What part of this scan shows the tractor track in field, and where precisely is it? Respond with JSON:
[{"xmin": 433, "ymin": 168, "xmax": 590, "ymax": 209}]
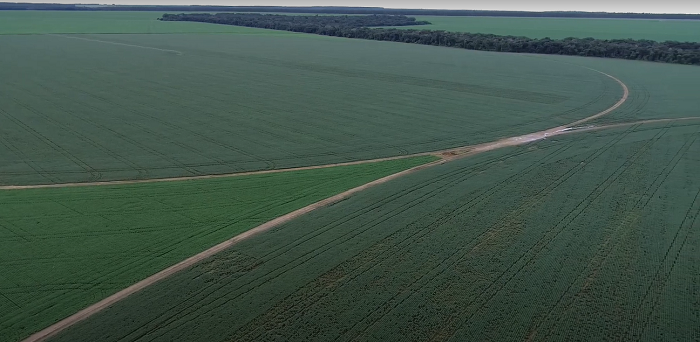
[
  {"xmin": 49, "ymin": 34, "xmax": 184, "ymax": 55},
  {"xmin": 15, "ymin": 69, "xmax": 698, "ymax": 342}
]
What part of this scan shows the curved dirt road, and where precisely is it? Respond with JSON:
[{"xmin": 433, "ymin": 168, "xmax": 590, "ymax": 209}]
[
  {"xmin": 1, "ymin": 71, "xmax": 627, "ymax": 191},
  {"xmin": 19, "ymin": 67, "xmax": 632, "ymax": 342}
]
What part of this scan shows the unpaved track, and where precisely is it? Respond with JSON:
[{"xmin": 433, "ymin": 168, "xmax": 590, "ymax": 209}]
[
  {"xmin": 0, "ymin": 154, "xmax": 432, "ymax": 190},
  {"xmin": 1, "ymin": 72, "xmax": 627, "ymax": 191},
  {"xmin": 19, "ymin": 159, "xmax": 446, "ymax": 342},
  {"xmin": 567, "ymin": 117, "xmax": 700, "ymax": 134},
  {"xmin": 17, "ymin": 68, "xmax": 652, "ymax": 342},
  {"xmin": 50, "ymin": 34, "xmax": 184, "ymax": 55}
]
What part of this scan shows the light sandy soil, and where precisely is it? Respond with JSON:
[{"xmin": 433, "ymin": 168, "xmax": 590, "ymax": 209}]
[{"xmin": 22, "ymin": 68, "xmax": 700, "ymax": 342}]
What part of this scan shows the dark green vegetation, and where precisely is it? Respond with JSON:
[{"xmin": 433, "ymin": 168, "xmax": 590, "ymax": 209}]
[
  {"xmin": 4, "ymin": 3, "xmax": 700, "ymax": 20},
  {"xmin": 574, "ymin": 57, "xmax": 700, "ymax": 125},
  {"xmin": 50, "ymin": 121, "xmax": 700, "ymax": 342},
  {"xmin": 44, "ymin": 53, "xmax": 700, "ymax": 342},
  {"xmin": 164, "ymin": 13, "xmax": 700, "ymax": 66},
  {"xmin": 3, "ymin": 9, "xmax": 700, "ymax": 342},
  {"xmin": 4, "ymin": 10, "xmax": 699, "ymax": 42},
  {"xmin": 408, "ymin": 16, "xmax": 700, "ymax": 42},
  {"xmin": 0, "ymin": 156, "xmax": 435, "ymax": 342},
  {"xmin": 160, "ymin": 13, "xmax": 430, "ymax": 29},
  {"xmin": 0, "ymin": 33, "xmax": 619, "ymax": 186},
  {"xmin": 38, "ymin": 49, "xmax": 700, "ymax": 342}
]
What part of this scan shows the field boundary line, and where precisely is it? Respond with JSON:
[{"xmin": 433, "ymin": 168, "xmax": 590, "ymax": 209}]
[
  {"xmin": 29, "ymin": 66, "xmax": 700, "ymax": 342},
  {"xmin": 0, "ymin": 68, "xmax": 629, "ymax": 191},
  {"xmin": 564, "ymin": 116, "xmax": 700, "ymax": 134},
  {"xmin": 18, "ymin": 158, "xmax": 445, "ymax": 342},
  {"xmin": 0, "ymin": 155, "xmax": 429, "ymax": 190},
  {"xmin": 48, "ymin": 34, "xmax": 184, "ymax": 55}
]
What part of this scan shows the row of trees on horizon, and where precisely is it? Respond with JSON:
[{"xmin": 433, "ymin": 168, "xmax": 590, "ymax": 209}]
[
  {"xmin": 2, "ymin": 3, "xmax": 700, "ymax": 20},
  {"xmin": 160, "ymin": 13, "xmax": 430, "ymax": 29},
  {"xmin": 161, "ymin": 13, "xmax": 700, "ymax": 66}
]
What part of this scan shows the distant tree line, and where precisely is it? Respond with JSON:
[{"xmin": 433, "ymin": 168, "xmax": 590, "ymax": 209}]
[
  {"xmin": 3, "ymin": 3, "xmax": 700, "ymax": 20},
  {"xmin": 161, "ymin": 13, "xmax": 700, "ymax": 66},
  {"xmin": 0, "ymin": 2, "xmax": 78, "ymax": 10},
  {"xmin": 159, "ymin": 13, "xmax": 430, "ymax": 30}
]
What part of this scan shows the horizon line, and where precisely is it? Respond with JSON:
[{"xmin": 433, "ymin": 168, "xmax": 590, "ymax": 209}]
[{"xmin": 2, "ymin": 2, "xmax": 699, "ymax": 15}]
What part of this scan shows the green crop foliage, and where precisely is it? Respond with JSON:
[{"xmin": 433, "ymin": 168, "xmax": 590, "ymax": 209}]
[
  {"xmin": 50, "ymin": 120, "xmax": 700, "ymax": 342},
  {"xmin": 400, "ymin": 16, "xmax": 700, "ymax": 42},
  {"xmin": 0, "ymin": 33, "xmax": 621, "ymax": 186},
  {"xmin": 554, "ymin": 56, "xmax": 700, "ymax": 125},
  {"xmin": 3, "ymin": 10, "xmax": 700, "ymax": 342},
  {"xmin": 4, "ymin": 11, "xmax": 699, "ymax": 41},
  {"xmin": 0, "ymin": 156, "xmax": 435, "ymax": 342},
  {"xmin": 0, "ymin": 11, "xmax": 299, "ymax": 35}
]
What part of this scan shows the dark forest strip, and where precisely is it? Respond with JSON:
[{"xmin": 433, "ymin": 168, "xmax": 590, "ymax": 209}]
[
  {"xmin": 2, "ymin": 3, "xmax": 700, "ymax": 20},
  {"xmin": 161, "ymin": 13, "xmax": 700, "ymax": 66},
  {"xmin": 160, "ymin": 13, "xmax": 430, "ymax": 29}
]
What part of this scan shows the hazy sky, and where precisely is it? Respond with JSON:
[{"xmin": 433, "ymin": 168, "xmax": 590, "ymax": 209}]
[{"xmin": 18, "ymin": 0, "xmax": 700, "ymax": 14}]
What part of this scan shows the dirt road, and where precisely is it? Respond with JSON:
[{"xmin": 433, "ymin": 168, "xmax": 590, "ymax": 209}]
[
  {"xmin": 0, "ymin": 154, "xmax": 432, "ymax": 190},
  {"xmin": 50, "ymin": 34, "xmax": 184, "ymax": 55},
  {"xmin": 18, "ymin": 159, "xmax": 445, "ymax": 342},
  {"xmin": 1, "ymin": 71, "xmax": 628, "ymax": 191},
  {"xmin": 19, "ymin": 68, "xmax": 677, "ymax": 342}
]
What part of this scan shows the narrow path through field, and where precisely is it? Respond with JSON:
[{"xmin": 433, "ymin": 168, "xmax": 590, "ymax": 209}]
[
  {"xmin": 0, "ymin": 70, "xmax": 628, "ymax": 191},
  {"xmin": 0, "ymin": 155, "xmax": 428, "ymax": 190},
  {"xmin": 18, "ymin": 69, "xmax": 700, "ymax": 342},
  {"xmin": 49, "ymin": 34, "xmax": 184, "ymax": 55}
]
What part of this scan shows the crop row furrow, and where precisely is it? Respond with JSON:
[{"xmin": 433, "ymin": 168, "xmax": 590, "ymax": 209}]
[
  {"xmin": 117, "ymin": 149, "xmax": 536, "ymax": 341},
  {"xmin": 404, "ymin": 125, "xmax": 647, "ymax": 341},
  {"xmin": 534, "ymin": 125, "xmax": 694, "ymax": 340},
  {"xmin": 42, "ymin": 75, "xmax": 268, "ymax": 173},
  {"xmin": 86, "ymin": 170, "xmax": 405, "ymax": 341},
  {"xmin": 0, "ymin": 131, "xmax": 58, "ymax": 184},
  {"xmin": 625, "ymin": 133, "xmax": 700, "ymax": 341},
  {"xmin": 347, "ymin": 147, "xmax": 632, "ymax": 340},
  {"xmin": 437, "ymin": 124, "xmax": 670, "ymax": 340},
  {"xmin": 234, "ymin": 144, "xmax": 576, "ymax": 341},
  {"xmin": 36, "ymin": 81, "xmax": 205, "ymax": 177},
  {"xmin": 0, "ymin": 105, "xmax": 100, "ymax": 182},
  {"xmin": 20, "ymin": 81, "xmax": 153, "ymax": 181}
]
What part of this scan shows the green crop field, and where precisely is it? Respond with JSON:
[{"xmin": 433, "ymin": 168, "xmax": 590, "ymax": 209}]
[
  {"xmin": 4, "ymin": 11, "xmax": 700, "ymax": 41},
  {"xmin": 2, "ymin": 10, "xmax": 700, "ymax": 342},
  {"xmin": 400, "ymin": 16, "xmax": 700, "ymax": 42},
  {"xmin": 523, "ymin": 54, "xmax": 700, "ymax": 127},
  {"xmin": 570, "ymin": 57, "xmax": 700, "ymax": 125},
  {"xmin": 0, "ymin": 33, "xmax": 620, "ymax": 186},
  {"xmin": 0, "ymin": 156, "xmax": 434, "ymax": 342},
  {"xmin": 0, "ymin": 11, "xmax": 298, "ymax": 34},
  {"xmin": 49, "ymin": 120, "xmax": 700, "ymax": 342}
]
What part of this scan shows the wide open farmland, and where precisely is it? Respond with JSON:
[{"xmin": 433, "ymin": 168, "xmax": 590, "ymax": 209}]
[
  {"xmin": 50, "ymin": 120, "xmax": 700, "ymax": 342},
  {"xmin": 2, "ymin": 10, "xmax": 699, "ymax": 342},
  {"xmin": 402, "ymin": 16, "xmax": 700, "ymax": 42},
  {"xmin": 38, "ymin": 49, "xmax": 700, "ymax": 342},
  {"xmin": 0, "ymin": 33, "xmax": 620, "ymax": 186},
  {"xmin": 0, "ymin": 11, "xmax": 289, "ymax": 34},
  {"xmin": 0, "ymin": 157, "xmax": 434, "ymax": 342}
]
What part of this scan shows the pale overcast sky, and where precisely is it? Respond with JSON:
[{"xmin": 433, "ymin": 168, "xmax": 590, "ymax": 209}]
[{"xmin": 18, "ymin": 0, "xmax": 700, "ymax": 14}]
